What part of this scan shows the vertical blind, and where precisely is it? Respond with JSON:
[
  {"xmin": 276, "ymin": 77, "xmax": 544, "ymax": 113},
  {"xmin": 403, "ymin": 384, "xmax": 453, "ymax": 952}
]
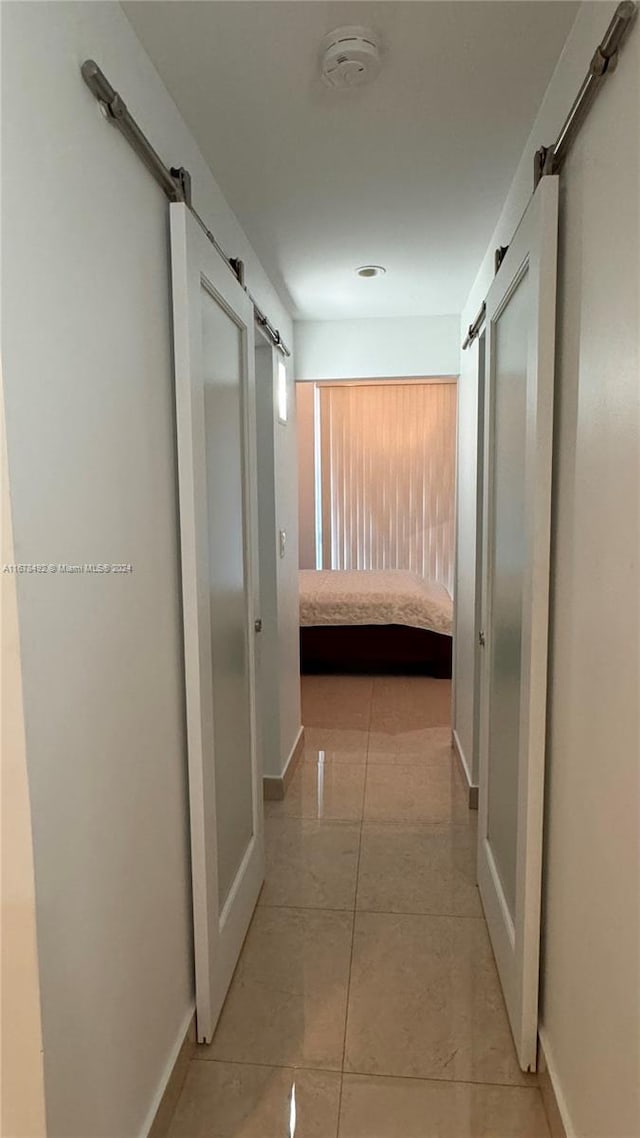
[{"xmin": 319, "ymin": 381, "xmax": 456, "ymax": 593}]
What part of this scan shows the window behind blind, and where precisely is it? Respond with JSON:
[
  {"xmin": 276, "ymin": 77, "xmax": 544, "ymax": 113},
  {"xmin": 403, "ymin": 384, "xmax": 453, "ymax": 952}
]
[{"xmin": 318, "ymin": 381, "xmax": 456, "ymax": 593}]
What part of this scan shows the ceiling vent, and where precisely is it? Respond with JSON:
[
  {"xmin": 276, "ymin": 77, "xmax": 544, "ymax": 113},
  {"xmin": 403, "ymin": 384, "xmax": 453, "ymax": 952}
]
[{"xmin": 321, "ymin": 26, "xmax": 382, "ymax": 90}]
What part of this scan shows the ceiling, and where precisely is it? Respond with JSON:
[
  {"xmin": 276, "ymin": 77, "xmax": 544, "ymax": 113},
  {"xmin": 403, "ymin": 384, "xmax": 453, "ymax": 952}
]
[{"xmin": 123, "ymin": 1, "xmax": 578, "ymax": 321}]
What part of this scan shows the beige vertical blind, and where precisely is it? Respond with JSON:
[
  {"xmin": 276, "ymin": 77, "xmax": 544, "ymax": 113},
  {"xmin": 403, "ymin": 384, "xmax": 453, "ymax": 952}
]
[{"xmin": 319, "ymin": 381, "xmax": 456, "ymax": 592}]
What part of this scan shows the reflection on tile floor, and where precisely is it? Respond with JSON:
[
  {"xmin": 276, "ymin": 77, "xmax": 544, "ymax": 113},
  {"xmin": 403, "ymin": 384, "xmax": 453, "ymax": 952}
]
[
  {"xmin": 170, "ymin": 1063, "xmax": 341, "ymax": 1138},
  {"xmin": 168, "ymin": 676, "xmax": 550, "ymax": 1137},
  {"xmin": 265, "ymin": 760, "xmax": 366, "ymax": 822},
  {"xmin": 207, "ymin": 906, "xmax": 352, "ymax": 1071}
]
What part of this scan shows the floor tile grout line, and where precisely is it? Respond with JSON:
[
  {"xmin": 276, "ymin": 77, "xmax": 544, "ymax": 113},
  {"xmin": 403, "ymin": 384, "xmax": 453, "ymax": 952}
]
[
  {"xmin": 335, "ymin": 1072, "xmax": 344, "ymax": 1138},
  {"xmin": 333, "ymin": 694, "xmax": 373, "ymax": 1134},
  {"xmin": 334, "ymin": 823, "xmax": 359, "ymax": 1115},
  {"xmin": 258, "ymin": 902, "xmax": 484, "ymax": 921},
  {"xmin": 355, "ymin": 815, "xmax": 474, "ymax": 828},
  {"xmin": 337, "ymin": 1067, "xmax": 539, "ymax": 1092},
  {"xmin": 335, "ymin": 693, "xmax": 371, "ymax": 1136},
  {"xmin": 258, "ymin": 903, "xmax": 361, "ymax": 915},
  {"xmin": 354, "ymin": 686, "xmax": 376, "ymax": 908},
  {"xmin": 264, "ymin": 822, "xmax": 364, "ymax": 829},
  {"xmin": 190, "ymin": 1051, "xmax": 337, "ymax": 1069},
  {"xmin": 361, "ymin": 821, "xmax": 477, "ymax": 832},
  {"xmin": 191, "ymin": 1055, "xmax": 342, "ymax": 1075},
  {"xmin": 266, "ymin": 813, "xmax": 475, "ymax": 831},
  {"xmin": 354, "ymin": 908, "xmax": 483, "ymax": 920},
  {"xmin": 189, "ymin": 1054, "xmax": 539, "ymax": 1094},
  {"xmin": 365, "ymin": 759, "xmax": 463, "ymax": 767},
  {"xmin": 266, "ymin": 822, "xmax": 475, "ymax": 831}
]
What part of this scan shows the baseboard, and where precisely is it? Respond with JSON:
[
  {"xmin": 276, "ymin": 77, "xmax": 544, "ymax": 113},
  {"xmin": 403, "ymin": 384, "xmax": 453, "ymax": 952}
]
[
  {"xmin": 538, "ymin": 1028, "xmax": 575, "ymax": 1138},
  {"xmin": 263, "ymin": 725, "xmax": 305, "ymax": 801},
  {"xmin": 282, "ymin": 725, "xmax": 305, "ymax": 792},
  {"xmin": 451, "ymin": 728, "xmax": 478, "ymax": 810},
  {"xmin": 144, "ymin": 1007, "xmax": 195, "ymax": 1138}
]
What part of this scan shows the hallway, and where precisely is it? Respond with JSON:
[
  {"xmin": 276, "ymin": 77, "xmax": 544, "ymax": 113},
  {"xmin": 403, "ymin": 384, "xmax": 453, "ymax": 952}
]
[{"xmin": 167, "ymin": 676, "xmax": 550, "ymax": 1136}]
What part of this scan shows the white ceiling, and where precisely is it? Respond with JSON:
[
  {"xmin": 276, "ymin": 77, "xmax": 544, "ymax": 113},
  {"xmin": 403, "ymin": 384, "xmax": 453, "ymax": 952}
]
[{"xmin": 124, "ymin": 1, "xmax": 578, "ymax": 320}]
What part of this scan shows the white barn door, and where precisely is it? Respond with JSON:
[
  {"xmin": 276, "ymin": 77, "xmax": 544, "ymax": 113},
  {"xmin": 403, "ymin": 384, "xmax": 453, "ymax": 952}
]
[
  {"xmin": 477, "ymin": 176, "xmax": 559, "ymax": 1071},
  {"xmin": 170, "ymin": 203, "xmax": 264, "ymax": 1043}
]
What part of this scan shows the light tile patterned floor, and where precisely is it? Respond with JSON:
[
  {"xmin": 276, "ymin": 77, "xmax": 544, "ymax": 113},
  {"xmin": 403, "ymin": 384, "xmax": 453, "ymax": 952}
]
[{"xmin": 168, "ymin": 675, "xmax": 550, "ymax": 1137}]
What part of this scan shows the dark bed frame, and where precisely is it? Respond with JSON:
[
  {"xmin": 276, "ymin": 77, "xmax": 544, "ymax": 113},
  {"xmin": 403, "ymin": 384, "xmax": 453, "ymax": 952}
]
[{"xmin": 300, "ymin": 624, "xmax": 452, "ymax": 678}]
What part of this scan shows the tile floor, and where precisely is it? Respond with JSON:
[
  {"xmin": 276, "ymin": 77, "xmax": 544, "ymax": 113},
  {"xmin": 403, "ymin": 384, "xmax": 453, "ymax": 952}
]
[{"xmin": 168, "ymin": 675, "xmax": 551, "ymax": 1137}]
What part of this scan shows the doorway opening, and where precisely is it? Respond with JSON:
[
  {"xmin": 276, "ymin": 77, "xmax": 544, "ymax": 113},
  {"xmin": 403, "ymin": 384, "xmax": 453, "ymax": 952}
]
[{"xmin": 296, "ymin": 377, "xmax": 457, "ymax": 678}]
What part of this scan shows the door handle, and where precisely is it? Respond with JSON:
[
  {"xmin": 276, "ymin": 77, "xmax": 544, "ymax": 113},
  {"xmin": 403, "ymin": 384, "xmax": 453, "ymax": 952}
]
[
  {"xmin": 479, "ymin": 630, "xmax": 486, "ymax": 647},
  {"xmin": 254, "ymin": 618, "xmax": 263, "ymax": 634}
]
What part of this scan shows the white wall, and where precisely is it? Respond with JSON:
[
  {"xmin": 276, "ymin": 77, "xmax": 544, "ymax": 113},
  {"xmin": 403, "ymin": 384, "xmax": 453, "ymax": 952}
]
[
  {"xmin": 454, "ymin": 4, "xmax": 640, "ymax": 1134},
  {"xmin": 275, "ymin": 354, "xmax": 303, "ymax": 766},
  {"xmin": 295, "ymin": 314, "xmax": 460, "ymax": 380},
  {"xmin": 255, "ymin": 342, "xmax": 302, "ymax": 776},
  {"xmin": 254, "ymin": 339, "xmax": 281, "ymax": 778},
  {"xmin": 295, "ymin": 314, "xmax": 460, "ymax": 569},
  {"xmin": 541, "ymin": 11, "xmax": 639, "ymax": 1135},
  {"xmin": 1, "ymin": 2, "xmax": 297, "ymax": 1135},
  {"xmin": 452, "ymin": 329, "xmax": 481, "ymax": 787},
  {"xmin": 1, "ymin": 378, "xmax": 47, "ymax": 1138},
  {"xmin": 296, "ymin": 383, "xmax": 317, "ymax": 571}
]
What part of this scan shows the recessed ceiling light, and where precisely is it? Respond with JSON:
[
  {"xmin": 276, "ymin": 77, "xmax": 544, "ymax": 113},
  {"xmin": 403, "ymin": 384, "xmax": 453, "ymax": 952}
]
[{"xmin": 356, "ymin": 265, "xmax": 386, "ymax": 278}]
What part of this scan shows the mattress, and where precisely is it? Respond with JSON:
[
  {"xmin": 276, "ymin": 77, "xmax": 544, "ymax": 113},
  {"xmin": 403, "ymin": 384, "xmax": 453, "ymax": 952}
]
[{"xmin": 299, "ymin": 569, "xmax": 453, "ymax": 636}]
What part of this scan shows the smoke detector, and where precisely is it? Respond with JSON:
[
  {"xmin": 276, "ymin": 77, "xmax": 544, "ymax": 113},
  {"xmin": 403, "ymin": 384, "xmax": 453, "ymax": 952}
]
[{"xmin": 321, "ymin": 26, "xmax": 382, "ymax": 90}]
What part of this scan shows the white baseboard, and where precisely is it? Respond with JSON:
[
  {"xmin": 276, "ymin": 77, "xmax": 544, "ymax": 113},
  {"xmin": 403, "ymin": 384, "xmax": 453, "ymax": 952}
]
[
  {"xmin": 141, "ymin": 1004, "xmax": 195, "ymax": 1138},
  {"xmin": 538, "ymin": 1027, "xmax": 576, "ymax": 1138},
  {"xmin": 282, "ymin": 725, "xmax": 305, "ymax": 785},
  {"xmin": 263, "ymin": 725, "xmax": 305, "ymax": 801},
  {"xmin": 451, "ymin": 728, "xmax": 478, "ymax": 810}
]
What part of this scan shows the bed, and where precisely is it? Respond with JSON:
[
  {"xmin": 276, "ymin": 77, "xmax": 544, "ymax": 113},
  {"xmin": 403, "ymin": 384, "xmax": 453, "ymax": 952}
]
[{"xmin": 299, "ymin": 569, "xmax": 453, "ymax": 677}]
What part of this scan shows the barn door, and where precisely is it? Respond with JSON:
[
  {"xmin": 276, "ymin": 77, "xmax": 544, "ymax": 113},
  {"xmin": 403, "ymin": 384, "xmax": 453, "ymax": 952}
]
[
  {"xmin": 170, "ymin": 202, "xmax": 264, "ymax": 1043},
  {"xmin": 477, "ymin": 175, "xmax": 558, "ymax": 1071}
]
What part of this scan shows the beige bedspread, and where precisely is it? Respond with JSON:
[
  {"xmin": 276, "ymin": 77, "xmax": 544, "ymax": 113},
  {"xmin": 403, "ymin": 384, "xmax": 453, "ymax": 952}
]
[{"xmin": 299, "ymin": 570, "xmax": 453, "ymax": 636}]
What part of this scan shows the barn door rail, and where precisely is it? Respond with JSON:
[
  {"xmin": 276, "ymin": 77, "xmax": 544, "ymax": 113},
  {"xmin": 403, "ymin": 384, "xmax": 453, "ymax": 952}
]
[
  {"xmin": 463, "ymin": 0, "xmax": 637, "ymax": 351},
  {"xmin": 534, "ymin": 0, "xmax": 637, "ymax": 185},
  {"xmin": 80, "ymin": 60, "xmax": 291, "ymax": 356}
]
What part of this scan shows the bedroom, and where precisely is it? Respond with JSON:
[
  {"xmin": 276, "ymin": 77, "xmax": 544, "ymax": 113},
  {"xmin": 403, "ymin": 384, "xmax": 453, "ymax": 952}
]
[{"xmin": 296, "ymin": 370, "xmax": 456, "ymax": 677}]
